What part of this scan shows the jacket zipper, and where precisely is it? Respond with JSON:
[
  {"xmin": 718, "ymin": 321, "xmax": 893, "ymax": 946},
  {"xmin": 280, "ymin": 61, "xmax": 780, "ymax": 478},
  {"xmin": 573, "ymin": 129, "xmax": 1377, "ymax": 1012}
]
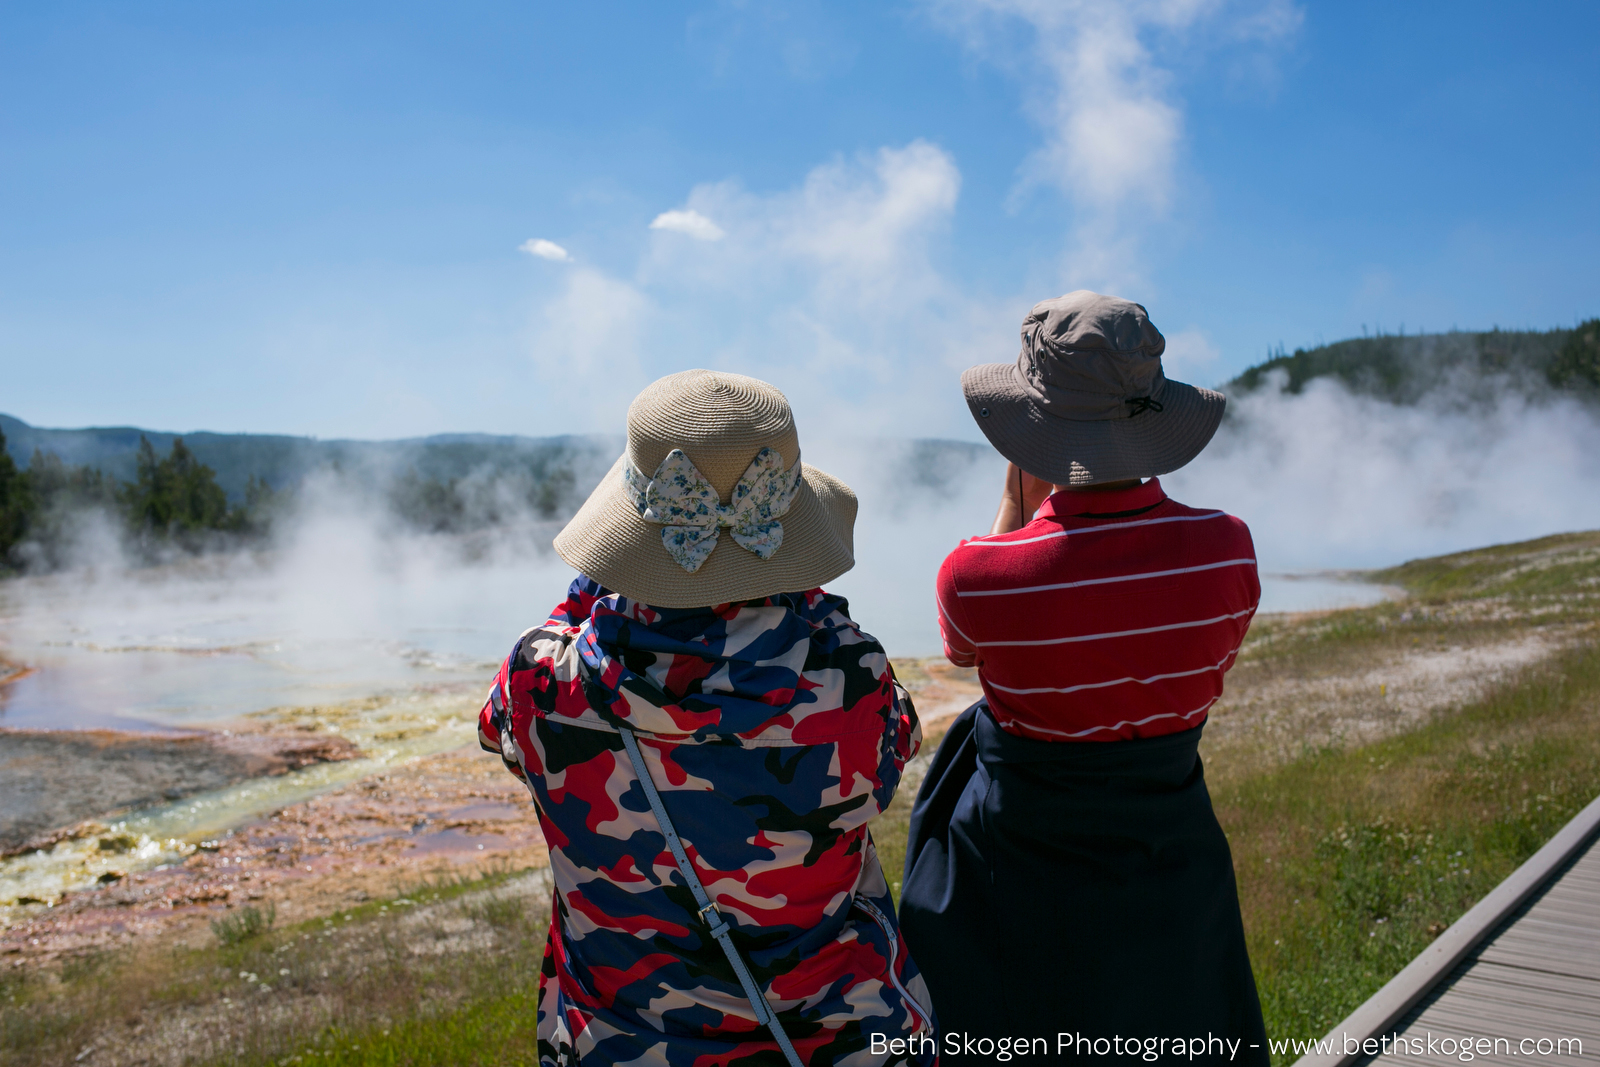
[{"xmin": 852, "ymin": 894, "xmax": 933, "ymax": 1037}]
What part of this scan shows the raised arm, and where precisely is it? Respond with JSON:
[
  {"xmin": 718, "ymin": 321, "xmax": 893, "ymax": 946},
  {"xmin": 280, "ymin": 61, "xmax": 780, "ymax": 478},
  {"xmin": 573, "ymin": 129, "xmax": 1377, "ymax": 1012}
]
[{"xmin": 989, "ymin": 462, "xmax": 1059, "ymax": 536}]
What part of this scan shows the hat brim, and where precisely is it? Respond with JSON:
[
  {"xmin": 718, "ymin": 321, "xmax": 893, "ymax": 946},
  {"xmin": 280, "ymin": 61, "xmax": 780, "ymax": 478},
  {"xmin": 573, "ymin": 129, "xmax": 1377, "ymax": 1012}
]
[
  {"xmin": 962, "ymin": 362, "xmax": 1226, "ymax": 485},
  {"xmin": 553, "ymin": 455, "xmax": 857, "ymax": 608}
]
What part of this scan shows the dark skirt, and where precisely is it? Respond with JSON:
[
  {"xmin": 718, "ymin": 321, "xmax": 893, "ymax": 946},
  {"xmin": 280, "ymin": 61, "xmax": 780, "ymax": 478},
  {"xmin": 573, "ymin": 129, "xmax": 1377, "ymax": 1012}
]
[{"xmin": 899, "ymin": 701, "xmax": 1268, "ymax": 1065}]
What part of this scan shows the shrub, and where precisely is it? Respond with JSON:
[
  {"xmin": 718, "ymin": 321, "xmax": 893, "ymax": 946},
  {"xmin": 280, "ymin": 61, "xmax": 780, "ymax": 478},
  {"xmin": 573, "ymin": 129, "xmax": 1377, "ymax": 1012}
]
[{"xmin": 211, "ymin": 903, "xmax": 276, "ymax": 946}]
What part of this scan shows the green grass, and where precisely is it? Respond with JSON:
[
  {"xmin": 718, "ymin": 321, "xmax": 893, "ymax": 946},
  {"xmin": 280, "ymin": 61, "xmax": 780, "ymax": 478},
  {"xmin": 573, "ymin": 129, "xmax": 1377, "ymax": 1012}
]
[
  {"xmin": 874, "ymin": 772, "xmax": 917, "ymax": 910},
  {"xmin": 1206, "ymin": 534, "xmax": 1600, "ymax": 1059},
  {"xmin": 1370, "ymin": 529, "xmax": 1600, "ymax": 601},
  {"xmin": 268, "ymin": 981, "xmax": 543, "ymax": 1067},
  {"xmin": 870, "ymin": 531, "xmax": 1600, "ymax": 1063},
  {"xmin": 1221, "ymin": 638, "xmax": 1600, "ymax": 1061},
  {"xmin": 1, "ymin": 867, "xmax": 550, "ymax": 1067},
  {"xmin": 212, "ymin": 903, "xmax": 277, "ymax": 946},
  {"xmin": 9, "ymin": 531, "xmax": 1600, "ymax": 1064},
  {"xmin": 873, "ymin": 638, "xmax": 1600, "ymax": 1061}
]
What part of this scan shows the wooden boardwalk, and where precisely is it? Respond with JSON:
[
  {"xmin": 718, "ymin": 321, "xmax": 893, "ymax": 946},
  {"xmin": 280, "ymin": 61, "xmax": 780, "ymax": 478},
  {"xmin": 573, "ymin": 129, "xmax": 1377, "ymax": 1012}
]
[{"xmin": 1297, "ymin": 795, "xmax": 1600, "ymax": 1067}]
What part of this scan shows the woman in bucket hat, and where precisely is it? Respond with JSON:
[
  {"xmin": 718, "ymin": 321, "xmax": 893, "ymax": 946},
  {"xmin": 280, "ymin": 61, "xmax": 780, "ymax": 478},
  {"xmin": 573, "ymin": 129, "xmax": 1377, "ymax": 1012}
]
[
  {"xmin": 900, "ymin": 291, "xmax": 1270, "ymax": 1064},
  {"xmin": 478, "ymin": 370, "xmax": 936, "ymax": 1067}
]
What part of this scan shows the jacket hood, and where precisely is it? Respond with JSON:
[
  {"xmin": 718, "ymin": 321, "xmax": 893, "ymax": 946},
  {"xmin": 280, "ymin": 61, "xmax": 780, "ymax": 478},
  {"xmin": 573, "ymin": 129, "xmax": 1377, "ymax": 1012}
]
[{"xmin": 561, "ymin": 576, "xmax": 889, "ymax": 742}]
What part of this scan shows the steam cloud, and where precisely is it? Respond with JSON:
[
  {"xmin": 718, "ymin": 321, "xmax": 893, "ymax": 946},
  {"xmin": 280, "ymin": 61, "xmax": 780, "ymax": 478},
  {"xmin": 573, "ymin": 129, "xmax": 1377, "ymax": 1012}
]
[
  {"xmin": 1166, "ymin": 374, "xmax": 1600, "ymax": 570},
  {"xmin": 6, "ymin": 371, "xmax": 1599, "ymax": 737}
]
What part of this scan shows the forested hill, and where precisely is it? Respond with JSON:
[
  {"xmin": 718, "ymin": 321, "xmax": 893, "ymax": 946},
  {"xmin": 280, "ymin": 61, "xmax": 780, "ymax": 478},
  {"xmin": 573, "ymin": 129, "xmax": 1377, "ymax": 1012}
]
[
  {"xmin": 0, "ymin": 413, "xmax": 621, "ymax": 500},
  {"xmin": 1226, "ymin": 320, "xmax": 1600, "ymax": 404},
  {"xmin": 0, "ymin": 413, "xmax": 997, "ymax": 573}
]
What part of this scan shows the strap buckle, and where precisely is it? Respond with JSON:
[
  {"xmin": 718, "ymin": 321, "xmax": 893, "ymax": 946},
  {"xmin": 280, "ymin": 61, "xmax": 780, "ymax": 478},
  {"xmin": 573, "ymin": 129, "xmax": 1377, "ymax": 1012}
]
[{"xmin": 698, "ymin": 898, "xmax": 731, "ymax": 937}]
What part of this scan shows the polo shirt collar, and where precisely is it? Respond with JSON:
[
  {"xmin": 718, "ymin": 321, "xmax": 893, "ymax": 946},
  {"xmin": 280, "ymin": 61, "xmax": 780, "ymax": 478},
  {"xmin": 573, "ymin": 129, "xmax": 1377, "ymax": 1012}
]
[{"xmin": 1037, "ymin": 477, "xmax": 1167, "ymax": 520}]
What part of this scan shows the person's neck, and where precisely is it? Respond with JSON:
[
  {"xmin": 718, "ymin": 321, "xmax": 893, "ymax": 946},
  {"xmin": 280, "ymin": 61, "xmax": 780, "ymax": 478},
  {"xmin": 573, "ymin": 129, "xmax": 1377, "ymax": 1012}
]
[{"xmin": 1054, "ymin": 478, "xmax": 1142, "ymax": 493}]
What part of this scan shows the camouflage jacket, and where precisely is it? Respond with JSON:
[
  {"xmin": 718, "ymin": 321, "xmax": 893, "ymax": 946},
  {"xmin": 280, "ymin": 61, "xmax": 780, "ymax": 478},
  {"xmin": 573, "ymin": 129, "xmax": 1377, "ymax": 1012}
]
[{"xmin": 478, "ymin": 577, "xmax": 936, "ymax": 1066}]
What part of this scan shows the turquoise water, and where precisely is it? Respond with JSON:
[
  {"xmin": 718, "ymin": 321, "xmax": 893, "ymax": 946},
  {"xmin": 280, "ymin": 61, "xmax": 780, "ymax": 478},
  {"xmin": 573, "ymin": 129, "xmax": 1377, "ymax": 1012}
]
[
  {"xmin": 0, "ymin": 547, "xmax": 1397, "ymax": 911},
  {"xmin": 0, "ymin": 551, "xmax": 568, "ymax": 911},
  {"xmin": 0, "ymin": 712, "xmax": 476, "ymax": 911},
  {"xmin": 1257, "ymin": 571, "xmax": 1401, "ymax": 614},
  {"xmin": 0, "ymin": 553, "xmax": 573, "ymax": 733}
]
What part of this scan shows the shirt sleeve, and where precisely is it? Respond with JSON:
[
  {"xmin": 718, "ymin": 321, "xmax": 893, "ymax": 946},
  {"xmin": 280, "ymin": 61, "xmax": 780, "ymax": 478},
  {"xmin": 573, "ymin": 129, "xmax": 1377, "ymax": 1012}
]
[
  {"xmin": 866, "ymin": 668, "xmax": 923, "ymax": 813},
  {"xmin": 936, "ymin": 547, "xmax": 978, "ymax": 668},
  {"xmin": 891, "ymin": 678, "xmax": 922, "ymax": 769},
  {"xmin": 477, "ymin": 650, "xmax": 527, "ymax": 783}
]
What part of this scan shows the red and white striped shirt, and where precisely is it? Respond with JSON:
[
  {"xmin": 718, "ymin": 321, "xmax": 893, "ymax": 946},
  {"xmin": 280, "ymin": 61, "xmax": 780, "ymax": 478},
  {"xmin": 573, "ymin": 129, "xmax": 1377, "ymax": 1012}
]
[{"xmin": 936, "ymin": 478, "xmax": 1259, "ymax": 743}]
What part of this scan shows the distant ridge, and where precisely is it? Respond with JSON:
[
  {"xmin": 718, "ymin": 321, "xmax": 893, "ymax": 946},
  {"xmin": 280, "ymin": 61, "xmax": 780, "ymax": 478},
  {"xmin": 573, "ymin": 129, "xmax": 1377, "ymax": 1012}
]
[
  {"xmin": 0, "ymin": 413, "xmax": 997, "ymax": 504},
  {"xmin": 0, "ymin": 413, "xmax": 624, "ymax": 500},
  {"xmin": 1225, "ymin": 322, "xmax": 1599, "ymax": 405}
]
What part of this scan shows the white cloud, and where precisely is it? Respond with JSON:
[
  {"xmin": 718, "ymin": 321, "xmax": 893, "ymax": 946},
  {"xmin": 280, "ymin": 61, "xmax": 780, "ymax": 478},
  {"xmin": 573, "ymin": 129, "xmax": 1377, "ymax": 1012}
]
[
  {"xmin": 521, "ymin": 267, "xmax": 653, "ymax": 429},
  {"xmin": 1161, "ymin": 326, "xmax": 1221, "ymax": 383},
  {"xmin": 516, "ymin": 140, "xmax": 1000, "ymax": 440},
  {"xmin": 518, "ymin": 238, "xmax": 572, "ymax": 262},
  {"xmin": 1019, "ymin": 2, "xmax": 1185, "ymax": 213},
  {"xmin": 926, "ymin": 0, "xmax": 1301, "ymax": 291},
  {"xmin": 645, "ymin": 141, "xmax": 962, "ymax": 306},
  {"xmin": 531, "ymin": 266, "xmax": 648, "ymax": 375},
  {"xmin": 776, "ymin": 141, "xmax": 961, "ymax": 277},
  {"xmin": 648, "ymin": 209, "xmax": 726, "ymax": 241},
  {"xmin": 508, "ymin": 2, "xmax": 1304, "ymax": 442}
]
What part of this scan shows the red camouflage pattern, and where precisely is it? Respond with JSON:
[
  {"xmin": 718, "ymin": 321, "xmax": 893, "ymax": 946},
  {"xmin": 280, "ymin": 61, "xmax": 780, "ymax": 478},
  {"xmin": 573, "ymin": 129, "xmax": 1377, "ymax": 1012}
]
[{"xmin": 479, "ymin": 576, "xmax": 937, "ymax": 1066}]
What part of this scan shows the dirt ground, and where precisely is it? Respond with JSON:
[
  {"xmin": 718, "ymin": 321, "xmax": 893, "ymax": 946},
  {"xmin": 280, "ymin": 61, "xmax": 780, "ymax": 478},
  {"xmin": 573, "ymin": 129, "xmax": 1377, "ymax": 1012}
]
[
  {"xmin": 1, "ymin": 745, "xmax": 548, "ymax": 967},
  {"xmin": 2, "ymin": 660, "xmax": 982, "ymax": 967},
  {"xmin": 0, "ymin": 726, "xmax": 361, "ymax": 855},
  {"xmin": 892, "ymin": 657, "xmax": 982, "ymax": 735},
  {"xmin": 1202, "ymin": 623, "xmax": 1574, "ymax": 780},
  {"xmin": 7, "ymin": 621, "xmax": 1562, "ymax": 969}
]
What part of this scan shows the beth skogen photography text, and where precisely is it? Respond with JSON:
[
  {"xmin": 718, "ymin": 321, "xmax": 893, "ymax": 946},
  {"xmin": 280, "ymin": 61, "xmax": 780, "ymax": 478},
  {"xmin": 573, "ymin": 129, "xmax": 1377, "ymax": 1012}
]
[
  {"xmin": 2, "ymin": 4, "xmax": 1598, "ymax": 1067},
  {"xmin": 882, "ymin": 1031, "xmax": 1588, "ymax": 1062}
]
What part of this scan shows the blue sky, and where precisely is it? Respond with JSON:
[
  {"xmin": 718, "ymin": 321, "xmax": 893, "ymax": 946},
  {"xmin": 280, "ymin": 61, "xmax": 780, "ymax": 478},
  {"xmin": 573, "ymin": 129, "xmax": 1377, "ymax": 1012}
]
[{"xmin": 2, "ymin": 1, "xmax": 1596, "ymax": 441}]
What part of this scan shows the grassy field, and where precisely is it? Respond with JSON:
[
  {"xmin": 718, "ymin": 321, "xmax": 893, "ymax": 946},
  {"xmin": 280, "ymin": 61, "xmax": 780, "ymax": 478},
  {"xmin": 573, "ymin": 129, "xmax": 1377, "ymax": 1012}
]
[
  {"xmin": 5, "ymin": 531, "xmax": 1599, "ymax": 1065},
  {"xmin": 2, "ymin": 867, "xmax": 550, "ymax": 1067},
  {"xmin": 877, "ymin": 531, "xmax": 1600, "ymax": 1063},
  {"xmin": 1227, "ymin": 637, "xmax": 1600, "ymax": 1056},
  {"xmin": 1227, "ymin": 533, "xmax": 1600, "ymax": 1059}
]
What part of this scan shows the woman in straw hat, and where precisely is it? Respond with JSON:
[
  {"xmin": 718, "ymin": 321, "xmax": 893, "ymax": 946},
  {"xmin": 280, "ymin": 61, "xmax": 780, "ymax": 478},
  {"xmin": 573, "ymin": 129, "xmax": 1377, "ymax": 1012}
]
[
  {"xmin": 900, "ymin": 292, "xmax": 1269, "ymax": 1064},
  {"xmin": 478, "ymin": 370, "xmax": 936, "ymax": 1067}
]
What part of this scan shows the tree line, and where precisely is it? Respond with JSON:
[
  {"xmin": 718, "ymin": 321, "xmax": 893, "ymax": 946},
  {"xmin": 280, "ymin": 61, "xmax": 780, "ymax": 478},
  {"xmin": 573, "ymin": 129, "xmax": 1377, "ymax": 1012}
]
[
  {"xmin": 0, "ymin": 429, "xmax": 587, "ymax": 574},
  {"xmin": 1229, "ymin": 319, "xmax": 1600, "ymax": 403},
  {"xmin": 0, "ymin": 432, "xmax": 279, "ymax": 571}
]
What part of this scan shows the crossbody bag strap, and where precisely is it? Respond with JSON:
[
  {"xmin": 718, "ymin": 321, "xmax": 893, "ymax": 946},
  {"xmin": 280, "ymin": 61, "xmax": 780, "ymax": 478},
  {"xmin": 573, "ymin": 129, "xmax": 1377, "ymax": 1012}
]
[{"xmin": 616, "ymin": 726, "xmax": 806, "ymax": 1067}]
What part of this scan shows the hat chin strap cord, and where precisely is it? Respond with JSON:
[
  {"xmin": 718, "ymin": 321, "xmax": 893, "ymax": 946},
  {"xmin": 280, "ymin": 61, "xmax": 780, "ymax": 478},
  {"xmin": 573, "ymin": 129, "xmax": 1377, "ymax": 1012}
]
[{"xmin": 616, "ymin": 727, "xmax": 807, "ymax": 1067}]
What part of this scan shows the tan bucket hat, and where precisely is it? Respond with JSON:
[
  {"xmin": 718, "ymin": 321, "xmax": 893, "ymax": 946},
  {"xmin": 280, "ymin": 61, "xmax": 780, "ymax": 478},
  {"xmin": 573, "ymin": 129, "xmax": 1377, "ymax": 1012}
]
[
  {"xmin": 962, "ymin": 290, "xmax": 1227, "ymax": 485},
  {"xmin": 554, "ymin": 370, "xmax": 857, "ymax": 607}
]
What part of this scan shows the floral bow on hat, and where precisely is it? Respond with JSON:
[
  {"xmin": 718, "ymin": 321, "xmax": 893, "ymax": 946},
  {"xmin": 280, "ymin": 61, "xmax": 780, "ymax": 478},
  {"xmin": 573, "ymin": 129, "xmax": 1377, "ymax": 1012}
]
[{"xmin": 622, "ymin": 447, "xmax": 804, "ymax": 573}]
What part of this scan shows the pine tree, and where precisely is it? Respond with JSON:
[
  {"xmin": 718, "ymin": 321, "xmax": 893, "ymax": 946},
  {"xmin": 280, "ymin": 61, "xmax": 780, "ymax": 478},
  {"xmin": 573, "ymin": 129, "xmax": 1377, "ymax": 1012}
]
[
  {"xmin": 0, "ymin": 430, "xmax": 33, "ymax": 563},
  {"xmin": 1547, "ymin": 319, "xmax": 1600, "ymax": 391},
  {"xmin": 123, "ymin": 436, "xmax": 231, "ymax": 538}
]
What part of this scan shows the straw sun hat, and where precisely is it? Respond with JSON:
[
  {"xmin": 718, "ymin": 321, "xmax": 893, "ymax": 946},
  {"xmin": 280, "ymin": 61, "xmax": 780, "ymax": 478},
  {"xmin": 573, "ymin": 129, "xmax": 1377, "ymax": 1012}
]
[
  {"xmin": 962, "ymin": 290, "xmax": 1227, "ymax": 485},
  {"xmin": 554, "ymin": 370, "xmax": 857, "ymax": 607}
]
